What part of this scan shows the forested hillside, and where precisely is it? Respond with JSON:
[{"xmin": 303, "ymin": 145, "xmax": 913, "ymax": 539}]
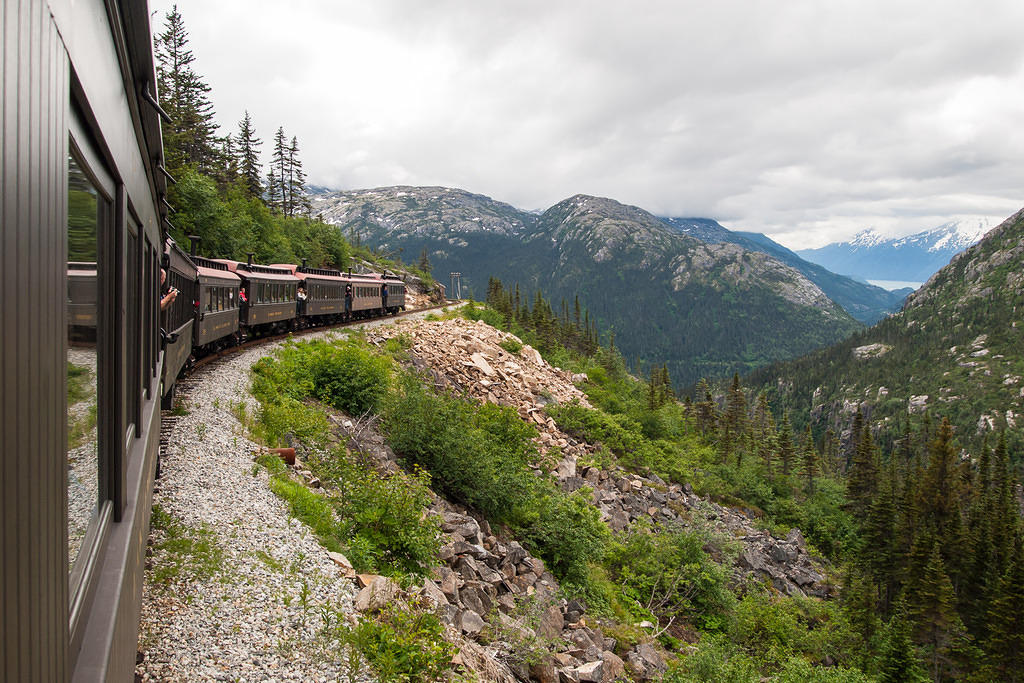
[{"xmin": 747, "ymin": 207, "xmax": 1024, "ymax": 457}]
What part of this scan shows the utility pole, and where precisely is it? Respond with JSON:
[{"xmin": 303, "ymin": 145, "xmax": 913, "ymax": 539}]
[{"xmin": 449, "ymin": 272, "xmax": 462, "ymax": 300}]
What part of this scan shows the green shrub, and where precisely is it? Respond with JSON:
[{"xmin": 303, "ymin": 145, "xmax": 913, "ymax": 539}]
[
  {"xmin": 605, "ymin": 520, "xmax": 735, "ymax": 632},
  {"xmin": 499, "ymin": 337, "xmax": 524, "ymax": 354},
  {"xmin": 340, "ymin": 599, "xmax": 454, "ymax": 682}
]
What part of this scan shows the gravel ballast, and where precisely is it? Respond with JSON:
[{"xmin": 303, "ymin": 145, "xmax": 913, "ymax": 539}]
[{"xmin": 135, "ymin": 312, "xmax": 443, "ymax": 681}]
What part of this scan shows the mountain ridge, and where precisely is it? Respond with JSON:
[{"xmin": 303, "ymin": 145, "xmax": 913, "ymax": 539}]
[{"xmin": 312, "ymin": 186, "xmax": 863, "ymax": 386}]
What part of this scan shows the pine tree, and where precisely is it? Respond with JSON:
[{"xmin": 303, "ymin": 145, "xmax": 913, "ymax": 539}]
[
  {"xmin": 864, "ymin": 458, "xmax": 898, "ymax": 612},
  {"xmin": 984, "ymin": 537, "xmax": 1024, "ymax": 682},
  {"xmin": 287, "ymin": 136, "xmax": 310, "ymax": 216},
  {"xmin": 721, "ymin": 373, "xmax": 747, "ymax": 465},
  {"xmin": 847, "ymin": 423, "xmax": 879, "ymax": 518},
  {"xmin": 778, "ymin": 412, "xmax": 796, "ymax": 477},
  {"xmin": 801, "ymin": 423, "xmax": 819, "ymax": 494},
  {"xmin": 418, "ymin": 248, "xmax": 432, "ymax": 274},
  {"xmin": 236, "ymin": 110, "xmax": 263, "ymax": 198},
  {"xmin": 878, "ymin": 601, "xmax": 929, "ymax": 683},
  {"xmin": 908, "ymin": 543, "xmax": 962, "ymax": 682},
  {"xmin": 269, "ymin": 126, "xmax": 288, "ymax": 214},
  {"xmin": 154, "ymin": 6, "xmax": 219, "ymax": 172}
]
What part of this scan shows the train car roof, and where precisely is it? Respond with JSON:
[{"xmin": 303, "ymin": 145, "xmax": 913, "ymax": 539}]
[
  {"xmin": 211, "ymin": 259, "xmax": 300, "ymax": 282},
  {"xmin": 196, "ymin": 264, "xmax": 241, "ymax": 282}
]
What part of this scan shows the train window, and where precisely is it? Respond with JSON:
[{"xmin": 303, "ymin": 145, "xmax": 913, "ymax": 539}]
[
  {"xmin": 126, "ymin": 223, "xmax": 140, "ymax": 439},
  {"xmin": 66, "ymin": 150, "xmax": 107, "ymax": 590}
]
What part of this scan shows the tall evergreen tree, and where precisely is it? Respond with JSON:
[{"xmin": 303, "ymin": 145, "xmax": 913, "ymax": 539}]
[
  {"xmin": 720, "ymin": 373, "xmax": 747, "ymax": 464},
  {"xmin": 847, "ymin": 422, "xmax": 879, "ymax": 518},
  {"xmin": 908, "ymin": 543, "xmax": 963, "ymax": 682},
  {"xmin": 878, "ymin": 601, "xmax": 929, "ymax": 683},
  {"xmin": 154, "ymin": 6, "xmax": 219, "ymax": 172},
  {"xmin": 269, "ymin": 126, "xmax": 289, "ymax": 213},
  {"xmin": 287, "ymin": 135, "xmax": 310, "ymax": 216},
  {"xmin": 236, "ymin": 110, "xmax": 263, "ymax": 198},
  {"xmin": 778, "ymin": 412, "xmax": 796, "ymax": 477},
  {"xmin": 984, "ymin": 537, "xmax": 1024, "ymax": 682},
  {"xmin": 801, "ymin": 423, "xmax": 819, "ymax": 494}
]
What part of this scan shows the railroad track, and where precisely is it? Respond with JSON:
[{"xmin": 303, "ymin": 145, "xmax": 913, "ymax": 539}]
[{"xmin": 157, "ymin": 300, "xmax": 462, "ymax": 468}]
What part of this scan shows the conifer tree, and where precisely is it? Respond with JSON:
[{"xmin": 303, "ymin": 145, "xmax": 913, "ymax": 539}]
[
  {"xmin": 878, "ymin": 601, "xmax": 929, "ymax": 683},
  {"xmin": 721, "ymin": 373, "xmax": 747, "ymax": 464},
  {"xmin": 155, "ymin": 6, "xmax": 219, "ymax": 172},
  {"xmin": 908, "ymin": 543, "xmax": 962, "ymax": 682},
  {"xmin": 984, "ymin": 537, "xmax": 1024, "ymax": 682},
  {"xmin": 847, "ymin": 423, "xmax": 879, "ymax": 518},
  {"xmin": 864, "ymin": 458, "xmax": 898, "ymax": 611},
  {"xmin": 801, "ymin": 423, "xmax": 819, "ymax": 494},
  {"xmin": 236, "ymin": 110, "xmax": 263, "ymax": 198},
  {"xmin": 693, "ymin": 378, "xmax": 717, "ymax": 437},
  {"xmin": 778, "ymin": 412, "xmax": 796, "ymax": 477},
  {"xmin": 287, "ymin": 136, "xmax": 310, "ymax": 216},
  {"xmin": 269, "ymin": 126, "xmax": 289, "ymax": 213}
]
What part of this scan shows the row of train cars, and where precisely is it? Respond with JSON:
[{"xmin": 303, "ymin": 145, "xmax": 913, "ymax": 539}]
[{"xmin": 69, "ymin": 238, "xmax": 407, "ymax": 407}]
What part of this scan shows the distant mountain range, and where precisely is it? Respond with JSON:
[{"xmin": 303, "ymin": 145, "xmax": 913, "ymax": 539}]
[
  {"xmin": 796, "ymin": 219, "xmax": 994, "ymax": 285},
  {"xmin": 658, "ymin": 219, "xmax": 907, "ymax": 324},
  {"xmin": 312, "ymin": 187, "xmax": 887, "ymax": 385}
]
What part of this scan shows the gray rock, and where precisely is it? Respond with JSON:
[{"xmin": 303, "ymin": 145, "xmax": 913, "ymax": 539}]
[
  {"xmin": 460, "ymin": 609, "xmax": 485, "ymax": 635},
  {"xmin": 576, "ymin": 660, "xmax": 604, "ymax": 682},
  {"xmin": 536, "ymin": 604, "xmax": 565, "ymax": 640}
]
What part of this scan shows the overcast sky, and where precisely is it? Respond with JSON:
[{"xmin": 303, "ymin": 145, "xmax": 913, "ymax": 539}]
[{"xmin": 151, "ymin": 0, "xmax": 1024, "ymax": 248}]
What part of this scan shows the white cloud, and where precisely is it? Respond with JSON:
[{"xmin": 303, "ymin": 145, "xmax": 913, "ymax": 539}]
[{"xmin": 152, "ymin": 0, "xmax": 1024, "ymax": 249}]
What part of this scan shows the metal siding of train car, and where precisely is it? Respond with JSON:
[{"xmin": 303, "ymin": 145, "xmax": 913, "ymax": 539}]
[
  {"xmin": 0, "ymin": 0, "xmax": 167, "ymax": 680},
  {"xmin": 2, "ymin": 0, "xmax": 70, "ymax": 680}
]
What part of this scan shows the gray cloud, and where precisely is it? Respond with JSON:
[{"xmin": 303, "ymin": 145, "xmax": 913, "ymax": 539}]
[{"xmin": 153, "ymin": 0, "xmax": 1024, "ymax": 247}]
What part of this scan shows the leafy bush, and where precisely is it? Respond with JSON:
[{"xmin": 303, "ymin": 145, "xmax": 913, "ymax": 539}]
[
  {"xmin": 382, "ymin": 374, "xmax": 609, "ymax": 592},
  {"xmin": 499, "ymin": 337, "xmax": 524, "ymax": 354},
  {"xmin": 340, "ymin": 599, "xmax": 454, "ymax": 682},
  {"xmin": 327, "ymin": 459, "xmax": 441, "ymax": 577},
  {"xmin": 605, "ymin": 521, "xmax": 735, "ymax": 632},
  {"xmin": 251, "ymin": 337, "xmax": 392, "ymax": 417}
]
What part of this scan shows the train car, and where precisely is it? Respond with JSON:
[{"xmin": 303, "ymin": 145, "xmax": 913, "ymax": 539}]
[
  {"xmin": 347, "ymin": 273, "xmax": 404, "ymax": 317},
  {"xmin": 161, "ymin": 240, "xmax": 199, "ymax": 406},
  {"xmin": 192, "ymin": 256, "xmax": 242, "ymax": 349},
  {"xmin": 214, "ymin": 257, "xmax": 299, "ymax": 333},
  {"xmin": 2, "ymin": 0, "xmax": 171, "ymax": 679},
  {"xmin": 67, "ymin": 262, "xmax": 98, "ymax": 332},
  {"xmin": 270, "ymin": 262, "xmax": 348, "ymax": 323}
]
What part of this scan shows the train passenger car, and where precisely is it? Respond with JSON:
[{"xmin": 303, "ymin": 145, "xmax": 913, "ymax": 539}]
[
  {"xmin": 2, "ymin": 0, "xmax": 171, "ymax": 679},
  {"xmin": 348, "ymin": 274, "xmax": 405, "ymax": 317},
  {"xmin": 270, "ymin": 262, "xmax": 348, "ymax": 322},
  {"xmin": 67, "ymin": 262, "xmax": 98, "ymax": 332},
  {"xmin": 161, "ymin": 240, "xmax": 198, "ymax": 406},
  {"xmin": 192, "ymin": 256, "xmax": 241, "ymax": 349},
  {"xmin": 214, "ymin": 258, "xmax": 299, "ymax": 332}
]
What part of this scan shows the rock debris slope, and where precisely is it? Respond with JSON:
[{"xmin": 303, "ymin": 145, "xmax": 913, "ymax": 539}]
[{"xmin": 370, "ymin": 318, "xmax": 833, "ymax": 599}]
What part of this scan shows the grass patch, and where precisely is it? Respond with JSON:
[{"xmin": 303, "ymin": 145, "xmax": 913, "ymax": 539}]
[{"xmin": 149, "ymin": 504, "xmax": 225, "ymax": 585}]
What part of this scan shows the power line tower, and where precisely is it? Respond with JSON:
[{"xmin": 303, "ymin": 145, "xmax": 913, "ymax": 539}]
[{"xmin": 449, "ymin": 272, "xmax": 462, "ymax": 300}]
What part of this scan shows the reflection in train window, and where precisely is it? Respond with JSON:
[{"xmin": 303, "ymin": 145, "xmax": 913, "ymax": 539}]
[{"xmin": 66, "ymin": 152, "xmax": 103, "ymax": 579}]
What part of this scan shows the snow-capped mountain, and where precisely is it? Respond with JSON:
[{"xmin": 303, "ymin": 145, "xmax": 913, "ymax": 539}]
[{"xmin": 797, "ymin": 218, "xmax": 995, "ymax": 285}]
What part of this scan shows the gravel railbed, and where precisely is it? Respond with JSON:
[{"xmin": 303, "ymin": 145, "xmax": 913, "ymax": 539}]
[{"xmin": 136, "ymin": 310, "xmax": 452, "ymax": 681}]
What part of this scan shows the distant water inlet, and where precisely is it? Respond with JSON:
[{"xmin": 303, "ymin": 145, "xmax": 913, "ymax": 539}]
[{"xmin": 867, "ymin": 279, "xmax": 923, "ymax": 291}]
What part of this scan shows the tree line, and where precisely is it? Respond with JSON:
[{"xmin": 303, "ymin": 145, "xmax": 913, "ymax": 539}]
[{"xmin": 154, "ymin": 5, "xmax": 338, "ymax": 264}]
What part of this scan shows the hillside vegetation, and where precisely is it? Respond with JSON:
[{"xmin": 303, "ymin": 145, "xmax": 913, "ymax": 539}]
[{"xmin": 748, "ymin": 207, "xmax": 1024, "ymax": 458}]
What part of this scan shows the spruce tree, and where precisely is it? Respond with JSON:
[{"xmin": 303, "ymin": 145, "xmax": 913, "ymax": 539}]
[
  {"xmin": 878, "ymin": 601, "xmax": 929, "ymax": 683},
  {"xmin": 909, "ymin": 543, "xmax": 962, "ymax": 682},
  {"xmin": 287, "ymin": 136, "xmax": 310, "ymax": 216},
  {"xmin": 801, "ymin": 423, "xmax": 819, "ymax": 494},
  {"xmin": 984, "ymin": 537, "xmax": 1024, "ymax": 682},
  {"xmin": 154, "ymin": 6, "xmax": 219, "ymax": 172},
  {"xmin": 721, "ymin": 373, "xmax": 747, "ymax": 465},
  {"xmin": 847, "ymin": 423, "xmax": 879, "ymax": 519},
  {"xmin": 270, "ymin": 126, "xmax": 289, "ymax": 214},
  {"xmin": 778, "ymin": 412, "xmax": 796, "ymax": 477},
  {"xmin": 236, "ymin": 110, "xmax": 263, "ymax": 198}
]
